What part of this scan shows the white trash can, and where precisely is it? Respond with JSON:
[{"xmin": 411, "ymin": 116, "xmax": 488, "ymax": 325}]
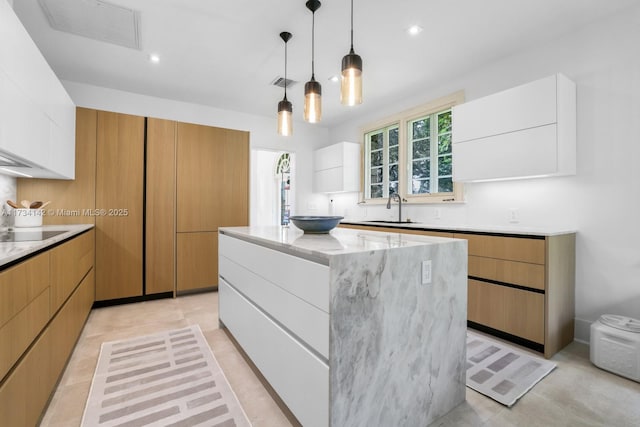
[{"xmin": 590, "ymin": 314, "xmax": 640, "ymax": 382}]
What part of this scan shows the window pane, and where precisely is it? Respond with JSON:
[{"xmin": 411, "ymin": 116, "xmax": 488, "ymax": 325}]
[
  {"xmin": 389, "ymin": 164, "xmax": 398, "ymax": 181},
  {"xmin": 438, "ymin": 155, "xmax": 452, "ymax": 176},
  {"xmin": 370, "ymin": 133, "xmax": 383, "ymax": 150},
  {"xmin": 412, "ymin": 118, "xmax": 430, "ymax": 139},
  {"xmin": 389, "ymin": 127, "xmax": 399, "ymax": 146},
  {"xmin": 412, "ymin": 159, "xmax": 430, "ymax": 179},
  {"xmin": 412, "ymin": 179, "xmax": 430, "ymax": 194},
  {"xmin": 389, "ymin": 146, "xmax": 399, "ymax": 163},
  {"xmin": 370, "ymin": 184, "xmax": 383, "ymax": 198},
  {"xmin": 438, "ymin": 133, "xmax": 451, "ymax": 155},
  {"xmin": 388, "ymin": 181, "xmax": 398, "ymax": 195},
  {"xmin": 438, "ymin": 111, "xmax": 451, "ymax": 133},
  {"xmin": 371, "ymin": 150, "xmax": 383, "ymax": 167},
  {"xmin": 438, "ymin": 177, "xmax": 453, "ymax": 193},
  {"xmin": 370, "ymin": 167, "xmax": 383, "ymax": 184},
  {"xmin": 413, "ymin": 139, "xmax": 430, "ymax": 159}
]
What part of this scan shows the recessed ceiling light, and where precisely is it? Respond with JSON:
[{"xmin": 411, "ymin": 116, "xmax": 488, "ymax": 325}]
[
  {"xmin": 149, "ymin": 53, "xmax": 160, "ymax": 63},
  {"xmin": 407, "ymin": 25, "xmax": 423, "ymax": 36},
  {"xmin": 329, "ymin": 75, "xmax": 339, "ymax": 83}
]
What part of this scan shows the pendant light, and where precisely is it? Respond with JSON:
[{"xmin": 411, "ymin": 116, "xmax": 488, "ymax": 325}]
[
  {"xmin": 277, "ymin": 31, "xmax": 293, "ymax": 136},
  {"xmin": 341, "ymin": 0, "xmax": 362, "ymax": 105},
  {"xmin": 304, "ymin": 0, "xmax": 322, "ymax": 123}
]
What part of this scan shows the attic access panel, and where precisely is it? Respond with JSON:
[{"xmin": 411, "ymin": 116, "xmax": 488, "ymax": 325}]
[{"xmin": 38, "ymin": 0, "xmax": 141, "ymax": 50}]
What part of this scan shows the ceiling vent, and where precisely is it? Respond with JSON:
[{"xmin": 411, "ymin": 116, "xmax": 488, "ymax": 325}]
[
  {"xmin": 38, "ymin": 0, "xmax": 141, "ymax": 50},
  {"xmin": 271, "ymin": 77, "xmax": 297, "ymax": 89}
]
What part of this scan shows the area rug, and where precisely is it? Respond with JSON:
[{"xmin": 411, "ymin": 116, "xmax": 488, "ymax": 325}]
[
  {"xmin": 81, "ymin": 325, "xmax": 251, "ymax": 427},
  {"xmin": 466, "ymin": 330, "xmax": 556, "ymax": 407}
]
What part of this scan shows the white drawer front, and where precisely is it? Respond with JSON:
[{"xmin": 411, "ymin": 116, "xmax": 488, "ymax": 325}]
[
  {"xmin": 219, "ymin": 255, "xmax": 329, "ymax": 358},
  {"xmin": 219, "ymin": 234, "xmax": 329, "ymax": 312},
  {"xmin": 219, "ymin": 280, "xmax": 329, "ymax": 427}
]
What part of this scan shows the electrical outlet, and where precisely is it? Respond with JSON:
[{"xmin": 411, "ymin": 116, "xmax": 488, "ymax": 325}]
[
  {"xmin": 509, "ymin": 208, "xmax": 520, "ymax": 223},
  {"xmin": 308, "ymin": 202, "xmax": 318, "ymax": 211},
  {"xmin": 434, "ymin": 208, "xmax": 441, "ymax": 219},
  {"xmin": 422, "ymin": 260, "xmax": 432, "ymax": 285}
]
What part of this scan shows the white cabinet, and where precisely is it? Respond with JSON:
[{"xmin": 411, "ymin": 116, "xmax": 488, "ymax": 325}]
[
  {"xmin": 313, "ymin": 141, "xmax": 360, "ymax": 193},
  {"xmin": 452, "ymin": 73, "xmax": 576, "ymax": 182},
  {"xmin": 218, "ymin": 233, "xmax": 329, "ymax": 427},
  {"xmin": 0, "ymin": 1, "xmax": 76, "ymax": 179}
]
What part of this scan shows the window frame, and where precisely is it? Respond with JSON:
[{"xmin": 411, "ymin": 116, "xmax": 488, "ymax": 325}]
[{"xmin": 360, "ymin": 91, "xmax": 465, "ymax": 204}]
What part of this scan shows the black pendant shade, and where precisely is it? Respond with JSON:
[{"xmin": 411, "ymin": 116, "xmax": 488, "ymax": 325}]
[
  {"xmin": 304, "ymin": 0, "xmax": 322, "ymax": 123},
  {"xmin": 341, "ymin": 0, "xmax": 362, "ymax": 105}
]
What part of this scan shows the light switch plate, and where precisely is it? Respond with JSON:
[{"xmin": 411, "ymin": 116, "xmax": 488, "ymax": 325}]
[{"xmin": 422, "ymin": 260, "xmax": 432, "ymax": 284}]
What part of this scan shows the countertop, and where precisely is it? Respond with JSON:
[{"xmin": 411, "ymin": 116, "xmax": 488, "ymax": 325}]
[
  {"xmin": 219, "ymin": 225, "xmax": 460, "ymax": 265},
  {"xmin": 340, "ymin": 220, "xmax": 576, "ymax": 237},
  {"xmin": 0, "ymin": 224, "xmax": 94, "ymax": 268}
]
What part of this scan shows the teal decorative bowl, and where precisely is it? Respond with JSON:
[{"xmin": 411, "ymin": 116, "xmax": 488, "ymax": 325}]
[{"xmin": 290, "ymin": 216, "xmax": 343, "ymax": 233}]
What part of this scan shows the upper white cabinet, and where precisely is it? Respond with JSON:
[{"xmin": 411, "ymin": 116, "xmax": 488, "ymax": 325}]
[
  {"xmin": 0, "ymin": 1, "xmax": 76, "ymax": 179},
  {"xmin": 452, "ymin": 73, "xmax": 576, "ymax": 182},
  {"xmin": 313, "ymin": 142, "xmax": 360, "ymax": 193}
]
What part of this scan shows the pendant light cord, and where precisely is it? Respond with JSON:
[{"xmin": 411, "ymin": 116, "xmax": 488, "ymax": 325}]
[
  {"xmin": 284, "ymin": 39, "xmax": 288, "ymax": 98},
  {"xmin": 311, "ymin": 10, "xmax": 316, "ymax": 78},
  {"xmin": 350, "ymin": 0, "xmax": 354, "ymax": 51}
]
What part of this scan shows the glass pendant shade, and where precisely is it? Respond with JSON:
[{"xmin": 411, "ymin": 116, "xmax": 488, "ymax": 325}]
[
  {"xmin": 304, "ymin": 78, "xmax": 322, "ymax": 123},
  {"xmin": 341, "ymin": 49, "xmax": 362, "ymax": 105},
  {"xmin": 277, "ymin": 97, "xmax": 293, "ymax": 136}
]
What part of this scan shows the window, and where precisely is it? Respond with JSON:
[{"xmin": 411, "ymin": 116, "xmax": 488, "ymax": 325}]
[
  {"xmin": 407, "ymin": 109, "xmax": 453, "ymax": 195},
  {"xmin": 361, "ymin": 92, "xmax": 463, "ymax": 203}
]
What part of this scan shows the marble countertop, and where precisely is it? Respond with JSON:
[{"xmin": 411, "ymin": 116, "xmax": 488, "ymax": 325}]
[
  {"xmin": 0, "ymin": 224, "xmax": 94, "ymax": 268},
  {"xmin": 219, "ymin": 225, "xmax": 460, "ymax": 265},
  {"xmin": 340, "ymin": 220, "xmax": 576, "ymax": 237}
]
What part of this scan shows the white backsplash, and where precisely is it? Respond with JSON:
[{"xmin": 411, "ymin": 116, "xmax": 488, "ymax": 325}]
[{"xmin": 0, "ymin": 173, "xmax": 17, "ymax": 228}]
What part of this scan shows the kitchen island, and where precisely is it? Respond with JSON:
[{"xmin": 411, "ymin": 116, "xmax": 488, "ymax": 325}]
[{"xmin": 218, "ymin": 226, "xmax": 467, "ymax": 427}]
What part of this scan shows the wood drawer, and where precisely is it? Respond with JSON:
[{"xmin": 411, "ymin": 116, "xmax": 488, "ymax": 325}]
[
  {"xmin": 220, "ymin": 280, "xmax": 329, "ymax": 427},
  {"xmin": 50, "ymin": 230, "xmax": 94, "ymax": 314},
  {"xmin": 468, "ymin": 255, "xmax": 545, "ymax": 290},
  {"xmin": 219, "ymin": 233, "xmax": 329, "ymax": 312},
  {"xmin": 0, "ymin": 253, "xmax": 50, "ymax": 328},
  {"xmin": 468, "ymin": 279, "xmax": 544, "ymax": 344},
  {"xmin": 454, "ymin": 233, "xmax": 545, "ymax": 264},
  {"xmin": 0, "ymin": 268, "xmax": 94, "ymax": 426},
  {"xmin": 0, "ymin": 289, "xmax": 50, "ymax": 381}
]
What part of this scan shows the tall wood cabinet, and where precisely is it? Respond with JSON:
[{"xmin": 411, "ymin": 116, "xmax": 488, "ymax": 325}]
[
  {"xmin": 176, "ymin": 123, "xmax": 249, "ymax": 291},
  {"xmin": 145, "ymin": 118, "xmax": 177, "ymax": 295},
  {"xmin": 95, "ymin": 111, "xmax": 145, "ymax": 300}
]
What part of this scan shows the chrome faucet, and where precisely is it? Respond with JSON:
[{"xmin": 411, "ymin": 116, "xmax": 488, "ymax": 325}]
[{"xmin": 386, "ymin": 192, "xmax": 402, "ymax": 222}]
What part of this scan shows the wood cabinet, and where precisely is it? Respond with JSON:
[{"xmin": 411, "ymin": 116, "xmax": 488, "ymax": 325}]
[
  {"xmin": 452, "ymin": 73, "xmax": 576, "ymax": 182},
  {"xmin": 455, "ymin": 232, "xmax": 575, "ymax": 357},
  {"xmin": 95, "ymin": 111, "xmax": 145, "ymax": 301},
  {"xmin": 0, "ymin": 253, "xmax": 50, "ymax": 381},
  {"xmin": 146, "ymin": 118, "xmax": 177, "ymax": 295},
  {"xmin": 313, "ymin": 142, "xmax": 360, "ymax": 193},
  {"xmin": 0, "ymin": 231, "xmax": 94, "ymax": 426},
  {"xmin": 338, "ymin": 223, "xmax": 576, "ymax": 357},
  {"xmin": 176, "ymin": 122, "xmax": 249, "ymax": 292}
]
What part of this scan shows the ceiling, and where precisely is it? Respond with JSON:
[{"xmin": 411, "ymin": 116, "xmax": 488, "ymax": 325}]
[{"xmin": 12, "ymin": 0, "xmax": 639, "ymax": 128}]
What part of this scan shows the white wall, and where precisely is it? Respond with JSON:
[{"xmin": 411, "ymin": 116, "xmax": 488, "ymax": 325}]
[
  {"xmin": 328, "ymin": 5, "xmax": 640, "ymax": 342},
  {"xmin": 63, "ymin": 81, "xmax": 329, "ymax": 220}
]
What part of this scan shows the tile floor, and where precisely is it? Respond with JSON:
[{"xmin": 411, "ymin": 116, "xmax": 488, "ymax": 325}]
[{"xmin": 40, "ymin": 292, "xmax": 640, "ymax": 427}]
